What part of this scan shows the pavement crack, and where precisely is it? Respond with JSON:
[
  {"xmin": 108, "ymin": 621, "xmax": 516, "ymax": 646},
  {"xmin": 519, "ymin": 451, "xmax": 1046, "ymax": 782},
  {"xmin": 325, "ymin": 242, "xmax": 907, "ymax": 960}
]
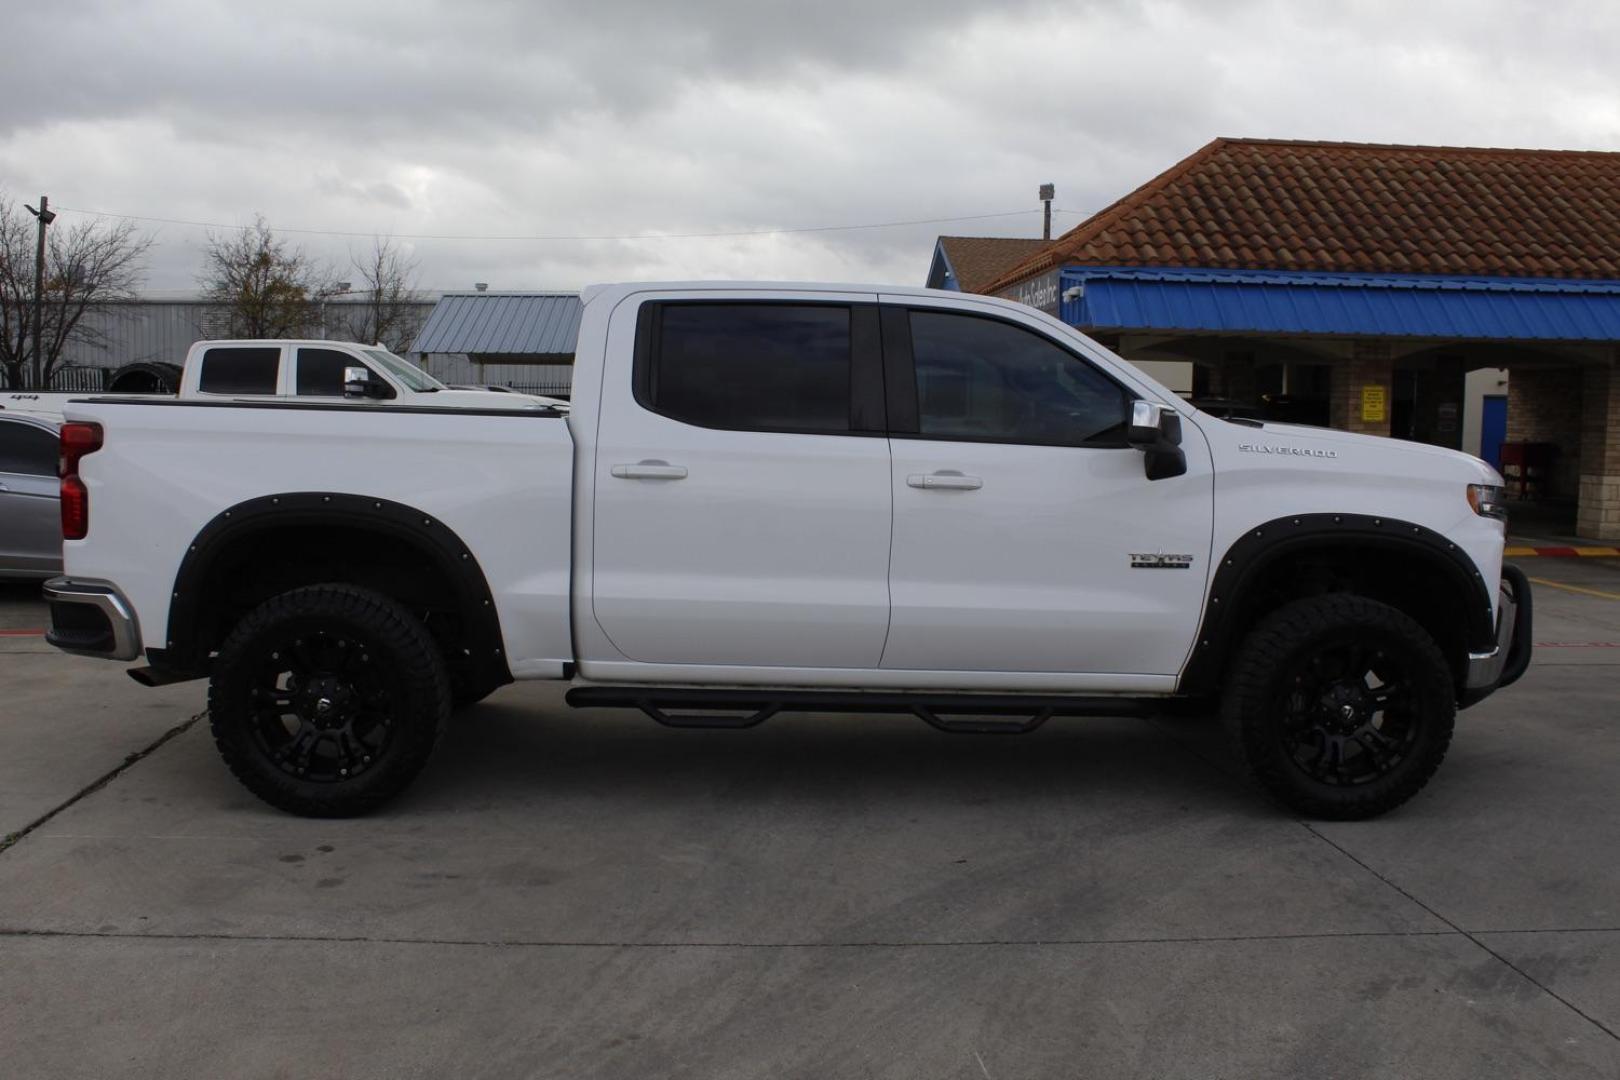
[
  {"xmin": 1302, "ymin": 822, "xmax": 1619, "ymax": 1044},
  {"xmin": 1145, "ymin": 715, "xmax": 1620, "ymax": 1044},
  {"xmin": 0, "ymin": 926, "xmax": 1467, "ymax": 950},
  {"xmin": 0, "ymin": 710, "xmax": 207, "ymax": 858}
]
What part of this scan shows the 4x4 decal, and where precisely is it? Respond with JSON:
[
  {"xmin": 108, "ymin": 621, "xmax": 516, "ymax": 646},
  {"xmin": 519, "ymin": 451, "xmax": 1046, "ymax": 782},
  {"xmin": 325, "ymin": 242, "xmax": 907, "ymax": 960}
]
[{"xmin": 1131, "ymin": 553, "xmax": 1195, "ymax": 569}]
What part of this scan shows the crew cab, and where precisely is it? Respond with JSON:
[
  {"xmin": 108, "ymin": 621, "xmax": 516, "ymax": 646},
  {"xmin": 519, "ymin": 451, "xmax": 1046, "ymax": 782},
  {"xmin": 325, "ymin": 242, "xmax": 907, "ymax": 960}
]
[
  {"xmin": 173, "ymin": 339, "xmax": 564, "ymax": 410},
  {"xmin": 44, "ymin": 282, "xmax": 1531, "ymax": 820},
  {"xmin": 6, "ymin": 342, "xmax": 565, "ymax": 417}
]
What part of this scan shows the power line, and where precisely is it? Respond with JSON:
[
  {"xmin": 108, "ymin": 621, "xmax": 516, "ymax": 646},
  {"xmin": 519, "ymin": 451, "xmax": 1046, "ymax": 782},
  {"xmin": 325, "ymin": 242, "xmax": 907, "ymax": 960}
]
[{"xmin": 54, "ymin": 205, "xmax": 1090, "ymax": 244}]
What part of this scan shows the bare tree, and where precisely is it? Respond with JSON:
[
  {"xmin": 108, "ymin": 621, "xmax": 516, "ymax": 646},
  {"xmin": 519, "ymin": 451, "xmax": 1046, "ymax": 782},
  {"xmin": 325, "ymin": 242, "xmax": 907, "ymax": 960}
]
[
  {"xmin": 200, "ymin": 215, "xmax": 335, "ymax": 339},
  {"xmin": 340, "ymin": 237, "xmax": 426, "ymax": 352},
  {"xmin": 0, "ymin": 193, "xmax": 151, "ymax": 389}
]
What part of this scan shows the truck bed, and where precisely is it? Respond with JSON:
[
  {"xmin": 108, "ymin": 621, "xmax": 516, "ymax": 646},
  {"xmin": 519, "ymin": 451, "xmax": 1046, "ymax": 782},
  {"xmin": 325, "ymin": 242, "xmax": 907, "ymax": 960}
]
[{"xmin": 61, "ymin": 398, "xmax": 577, "ymax": 677}]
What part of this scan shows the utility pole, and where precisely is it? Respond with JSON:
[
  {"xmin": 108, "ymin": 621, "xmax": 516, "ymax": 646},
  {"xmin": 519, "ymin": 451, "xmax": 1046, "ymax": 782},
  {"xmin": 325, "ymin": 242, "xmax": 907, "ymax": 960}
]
[
  {"xmin": 24, "ymin": 195, "xmax": 56, "ymax": 386},
  {"xmin": 1038, "ymin": 183, "xmax": 1055, "ymax": 241},
  {"xmin": 319, "ymin": 282, "xmax": 351, "ymax": 341}
]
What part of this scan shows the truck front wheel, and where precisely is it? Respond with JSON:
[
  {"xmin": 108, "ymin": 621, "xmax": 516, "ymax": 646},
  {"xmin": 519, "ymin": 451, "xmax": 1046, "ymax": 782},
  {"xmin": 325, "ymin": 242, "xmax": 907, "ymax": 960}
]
[
  {"xmin": 1221, "ymin": 595, "xmax": 1456, "ymax": 820},
  {"xmin": 208, "ymin": 585, "xmax": 451, "ymax": 817}
]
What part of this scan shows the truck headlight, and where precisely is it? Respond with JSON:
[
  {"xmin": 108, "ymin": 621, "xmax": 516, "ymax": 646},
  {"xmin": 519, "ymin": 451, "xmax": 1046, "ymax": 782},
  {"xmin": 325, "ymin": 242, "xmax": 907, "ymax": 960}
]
[{"xmin": 1467, "ymin": 483, "xmax": 1507, "ymax": 520}]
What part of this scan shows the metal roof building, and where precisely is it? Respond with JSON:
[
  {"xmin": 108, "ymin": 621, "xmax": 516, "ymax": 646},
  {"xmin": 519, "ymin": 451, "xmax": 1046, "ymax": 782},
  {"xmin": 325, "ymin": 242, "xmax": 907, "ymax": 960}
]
[
  {"xmin": 1058, "ymin": 268, "xmax": 1620, "ymax": 342},
  {"xmin": 412, "ymin": 292, "xmax": 581, "ymax": 361},
  {"xmin": 5, "ymin": 293, "xmax": 441, "ymax": 391},
  {"xmin": 410, "ymin": 291, "xmax": 582, "ymax": 397}
]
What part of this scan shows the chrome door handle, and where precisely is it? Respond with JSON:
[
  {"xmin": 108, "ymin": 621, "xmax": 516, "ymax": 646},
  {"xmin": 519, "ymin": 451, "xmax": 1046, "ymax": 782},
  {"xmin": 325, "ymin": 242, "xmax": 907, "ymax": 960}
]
[
  {"xmin": 906, "ymin": 471, "xmax": 982, "ymax": 491},
  {"xmin": 611, "ymin": 460, "xmax": 688, "ymax": 480}
]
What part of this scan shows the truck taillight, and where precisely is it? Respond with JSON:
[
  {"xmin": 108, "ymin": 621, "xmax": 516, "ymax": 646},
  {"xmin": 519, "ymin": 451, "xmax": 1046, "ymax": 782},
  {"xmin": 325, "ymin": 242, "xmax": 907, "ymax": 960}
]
[{"xmin": 59, "ymin": 422, "xmax": 103, "ymax": 541}]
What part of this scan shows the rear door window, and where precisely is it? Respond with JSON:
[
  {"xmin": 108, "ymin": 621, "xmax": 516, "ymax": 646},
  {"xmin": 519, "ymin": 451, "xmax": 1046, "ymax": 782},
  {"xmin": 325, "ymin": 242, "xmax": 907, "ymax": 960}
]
[
  {"xmin": 197, "ymin": 346, "xmax": 281, "ymax": 395},
  {"xmin": 637, "ymin": 303, "xmax": 854, "ymax": 433},
  {"xmin": 0, "ymin": 418, "xmax": 58, "ymax": 476}
]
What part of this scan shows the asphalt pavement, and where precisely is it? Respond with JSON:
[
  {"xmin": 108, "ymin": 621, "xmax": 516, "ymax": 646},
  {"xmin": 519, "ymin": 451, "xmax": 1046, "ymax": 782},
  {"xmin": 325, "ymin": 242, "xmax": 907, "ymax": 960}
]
[{"xmin": 0, "ymin": 560, "xmax": 1617, "ymax": 1079}]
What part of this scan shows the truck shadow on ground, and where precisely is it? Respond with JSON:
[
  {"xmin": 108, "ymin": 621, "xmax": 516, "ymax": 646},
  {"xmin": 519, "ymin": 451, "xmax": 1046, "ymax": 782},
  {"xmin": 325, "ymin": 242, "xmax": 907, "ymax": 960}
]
[
  {"xmin": 0, "ymin": 581, "xmax": 47, "ymax": 627},
  {"xmin": 408, "ymin": 694, "xmax": 1275, "ymax": 821}
]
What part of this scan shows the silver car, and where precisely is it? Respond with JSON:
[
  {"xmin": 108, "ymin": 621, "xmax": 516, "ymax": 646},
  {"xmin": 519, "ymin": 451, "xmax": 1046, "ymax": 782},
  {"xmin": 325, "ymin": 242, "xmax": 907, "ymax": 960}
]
[{"xmin": 0, "ymin": 411, "xmax": 62, "ymax": 578}]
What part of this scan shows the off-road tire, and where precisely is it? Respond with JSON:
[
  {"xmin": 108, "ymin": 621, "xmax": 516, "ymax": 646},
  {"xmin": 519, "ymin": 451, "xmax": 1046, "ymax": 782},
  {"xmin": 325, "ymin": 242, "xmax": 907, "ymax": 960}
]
[
  {"xmin": 1222, "ymin": 594, "xmax": 1455, "ymax": 820},
  {"xmin": 209, "ymin": 584, "xmax": 451, "ymax": 817}
]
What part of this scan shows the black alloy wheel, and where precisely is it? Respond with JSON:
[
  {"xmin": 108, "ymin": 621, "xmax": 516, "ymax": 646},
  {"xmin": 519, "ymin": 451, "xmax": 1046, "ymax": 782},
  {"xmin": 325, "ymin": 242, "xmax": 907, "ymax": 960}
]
[
  {"xmin": 210, "ymin": 585, "xmax": 451, "ymax": 817},
  {"xmin": 1222, "ymin": 594, "xmax": 1456, "ymax": 820},
  {"xmin": 247, "ymin": 631, "xmax": 394, "ymax": 783},
  {"xmin": 1276, "ymin": 637, "xmax": 1419, "ymax": 788}
]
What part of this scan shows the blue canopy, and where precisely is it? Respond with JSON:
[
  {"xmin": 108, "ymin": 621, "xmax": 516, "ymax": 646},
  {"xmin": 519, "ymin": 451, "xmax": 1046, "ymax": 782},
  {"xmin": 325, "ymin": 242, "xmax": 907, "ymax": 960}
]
[{"xmin": 1060, "ymin": 267, "xmax": 1620, "ymax": 342}]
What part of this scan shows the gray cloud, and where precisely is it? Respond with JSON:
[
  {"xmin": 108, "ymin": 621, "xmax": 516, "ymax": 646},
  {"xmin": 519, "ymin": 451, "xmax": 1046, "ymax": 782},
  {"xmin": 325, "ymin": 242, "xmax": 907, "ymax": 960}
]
[{"xmin": 3, "ymin": 0, "xmax": 1619, "ymax": 294}]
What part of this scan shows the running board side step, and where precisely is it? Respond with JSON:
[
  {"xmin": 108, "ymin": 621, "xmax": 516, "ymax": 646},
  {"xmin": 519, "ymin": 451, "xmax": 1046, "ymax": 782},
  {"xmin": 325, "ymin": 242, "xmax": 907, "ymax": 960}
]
[{"xmin": 564, "ymin": 687, "xmax": 1154, "ymax": 734}]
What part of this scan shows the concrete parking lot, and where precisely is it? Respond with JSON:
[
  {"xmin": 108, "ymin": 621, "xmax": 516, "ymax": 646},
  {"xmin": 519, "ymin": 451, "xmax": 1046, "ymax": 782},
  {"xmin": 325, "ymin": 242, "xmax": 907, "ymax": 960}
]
[{"xmin": 1, "ymin": 561, "xmax": 1617, "ymax": 1079}]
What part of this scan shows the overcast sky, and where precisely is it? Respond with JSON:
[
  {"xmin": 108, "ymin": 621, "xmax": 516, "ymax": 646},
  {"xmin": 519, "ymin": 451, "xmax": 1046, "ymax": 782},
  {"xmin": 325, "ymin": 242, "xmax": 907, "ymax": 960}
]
[{"xmin": 3, "ymin": 0, "xmax": 1618, "ymax": 293}]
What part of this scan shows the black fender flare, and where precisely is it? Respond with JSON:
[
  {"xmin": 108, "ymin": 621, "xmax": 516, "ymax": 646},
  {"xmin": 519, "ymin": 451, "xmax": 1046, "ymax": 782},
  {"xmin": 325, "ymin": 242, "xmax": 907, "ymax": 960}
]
[
  {"xmin": 1178, "ymin": 513, "xmax": 1498, "ymax": 697},
  {"xmin": 150, "ymin": 492, "xmax": 509, "ymax": 691}
]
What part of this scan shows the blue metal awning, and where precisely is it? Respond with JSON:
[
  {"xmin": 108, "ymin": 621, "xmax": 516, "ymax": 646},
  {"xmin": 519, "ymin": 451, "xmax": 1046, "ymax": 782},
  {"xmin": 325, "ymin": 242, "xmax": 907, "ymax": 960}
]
[{"xmin": 1059, "ymin": 267, "xmax": 1620, "ymax": 341}]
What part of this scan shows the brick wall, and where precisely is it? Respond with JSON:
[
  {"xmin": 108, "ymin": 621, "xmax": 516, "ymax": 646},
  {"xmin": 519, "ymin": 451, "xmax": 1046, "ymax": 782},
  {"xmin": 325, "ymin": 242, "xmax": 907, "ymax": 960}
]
[
  {"xmin": 1507, "ymin": 366, "xmax": 1583, "ymax": 499},
  {"xmin": 1577, "ymin": 360, "xmax": 1620, "ymax": 539},
  {"xmin": 1329, "ymin": 340, "xmax": 1393, "ymax": 435}
]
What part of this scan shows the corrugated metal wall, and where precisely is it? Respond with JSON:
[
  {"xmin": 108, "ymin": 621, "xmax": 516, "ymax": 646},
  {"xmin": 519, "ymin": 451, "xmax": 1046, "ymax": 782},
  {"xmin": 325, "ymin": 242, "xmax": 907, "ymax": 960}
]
[
  {"xmin": 28, "ymin": 297, "xmax": 573, "ymax": 395},
  {"xmin": 420, "ymin": 355, "xmax": 574, "ymax": 396},
  {"xmin": 46, "ymin": 298, "xmax": 440, "ymax": 372},
  {"xmin": 56, "ymin": 301, "xmax": 215, "ymax": 369}
]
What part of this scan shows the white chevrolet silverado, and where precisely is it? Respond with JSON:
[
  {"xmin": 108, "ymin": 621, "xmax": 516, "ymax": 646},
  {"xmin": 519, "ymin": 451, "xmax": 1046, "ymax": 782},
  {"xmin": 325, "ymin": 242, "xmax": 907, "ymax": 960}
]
[
  {"xmin": 168, "ymin": 337, "xmax": 565, "ymax": 410},
  {"xmin": 44, "ymin": 282, "xmax": 1531, "ymax": 820},
  {"xmin": 6, "ymin": 339, "xmax": 564, "ymax": 417}
]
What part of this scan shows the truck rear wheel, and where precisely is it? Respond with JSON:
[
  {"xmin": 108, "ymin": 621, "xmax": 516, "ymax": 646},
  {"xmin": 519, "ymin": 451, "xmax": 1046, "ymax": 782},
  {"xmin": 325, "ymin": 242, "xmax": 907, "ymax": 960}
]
[
  {"xmin": 1221, "ymin": 595, "xmax": 1455, "ymax": 820},
  {"xmin": 208, "ymin": 585, "xmax": 451, "ymax": 817}
]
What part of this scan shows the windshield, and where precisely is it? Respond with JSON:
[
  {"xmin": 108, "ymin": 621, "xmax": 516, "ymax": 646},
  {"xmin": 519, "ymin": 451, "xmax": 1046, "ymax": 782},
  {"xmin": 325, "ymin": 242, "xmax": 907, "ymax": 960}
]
[{"xmin": 363, "ymin": 348, "xmax": 446, "ymax": 392}]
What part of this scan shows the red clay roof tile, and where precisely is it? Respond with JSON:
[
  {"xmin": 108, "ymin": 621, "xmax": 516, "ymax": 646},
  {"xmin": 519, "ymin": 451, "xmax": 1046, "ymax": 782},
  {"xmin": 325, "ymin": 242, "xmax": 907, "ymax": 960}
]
[
  {"xmin": 980, "ymin": 138, "xmax": 1620, "ymax": 293},
  {"xmin": 933, "ymin": 236, "xmax": 1052, "ymax": 293}
]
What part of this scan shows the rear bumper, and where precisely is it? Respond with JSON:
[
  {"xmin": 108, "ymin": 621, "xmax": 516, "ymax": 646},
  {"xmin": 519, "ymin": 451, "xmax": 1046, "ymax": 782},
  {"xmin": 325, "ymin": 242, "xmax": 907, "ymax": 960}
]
[
  {"xmin": 43, "ymin": 577, "xmax": 143, "ymax": 661},
  {"xmin": 1463, "ymin": 563, "xmax": 1532, "ymax": 701}
]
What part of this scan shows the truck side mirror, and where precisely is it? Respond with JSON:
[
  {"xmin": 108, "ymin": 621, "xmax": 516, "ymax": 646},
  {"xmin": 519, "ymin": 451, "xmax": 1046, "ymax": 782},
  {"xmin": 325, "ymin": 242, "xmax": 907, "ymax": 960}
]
[
  {"xmin": 343, "ymin": 366, "xmax": 387, "ymax": 399},
  {"xmin": 1127, "ymin": 401, "xmax": 1187, "ymax": 481}
]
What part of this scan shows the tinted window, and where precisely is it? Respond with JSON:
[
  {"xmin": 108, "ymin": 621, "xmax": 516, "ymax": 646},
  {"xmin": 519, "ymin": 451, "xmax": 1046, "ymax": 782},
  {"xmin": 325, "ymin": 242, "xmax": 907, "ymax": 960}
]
[
  {"xmin": 909, "ymin": 311, "xmax": 1128, "ymax": 445},
  {"xmin": 647, "ymin": 304, "xmax": 852, "ymax": 432},
  {"xmin": 198, "ymin": 346, "xmax": 279, "ymax": 395},
  {"xmin": 0, "ymin": 418, "xmax": 58, "ymax": 476},
  {"xmin": 296, "ymin": 348, "xmax": 366, "ymax": 397}
]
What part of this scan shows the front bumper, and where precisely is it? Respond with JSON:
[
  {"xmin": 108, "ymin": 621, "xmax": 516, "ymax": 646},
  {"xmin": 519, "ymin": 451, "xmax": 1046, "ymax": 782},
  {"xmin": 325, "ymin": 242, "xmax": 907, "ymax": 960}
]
[
  {"xmin": 43, "ymin": 577, "xmax": 143, "ymax": 661},
  {"xmin": 1464, "ymin": 563, "xmax": 1532, "ymax": 697}
]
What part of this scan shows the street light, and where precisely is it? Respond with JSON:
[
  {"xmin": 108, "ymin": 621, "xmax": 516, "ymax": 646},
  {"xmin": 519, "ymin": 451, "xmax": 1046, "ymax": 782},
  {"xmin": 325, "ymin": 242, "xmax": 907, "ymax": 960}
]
[{"xmin": 24, "ymin": 196, "xmax": 56, "ymax": 386}]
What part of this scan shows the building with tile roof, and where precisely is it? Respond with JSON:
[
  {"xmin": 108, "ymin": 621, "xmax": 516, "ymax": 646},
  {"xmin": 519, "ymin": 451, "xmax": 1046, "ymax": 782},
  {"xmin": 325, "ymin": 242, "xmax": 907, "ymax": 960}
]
[
  {"xmin": 950, "ymin": 138, "xmax": 1620, "ymax": 539},
  {"xmin": 983, "ymin": 138, "xmax": 1620, "ymax": 287},
  {"xmin": 925, "ymin": 236, "xmax": 1052, "ymax": 293}
]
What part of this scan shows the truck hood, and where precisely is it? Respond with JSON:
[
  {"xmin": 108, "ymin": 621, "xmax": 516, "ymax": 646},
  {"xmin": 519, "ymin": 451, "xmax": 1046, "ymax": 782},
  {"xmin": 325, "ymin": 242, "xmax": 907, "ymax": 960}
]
[{"xmin": 1201, "ymin": 416, "xmax": 1502, "ymax": 483}]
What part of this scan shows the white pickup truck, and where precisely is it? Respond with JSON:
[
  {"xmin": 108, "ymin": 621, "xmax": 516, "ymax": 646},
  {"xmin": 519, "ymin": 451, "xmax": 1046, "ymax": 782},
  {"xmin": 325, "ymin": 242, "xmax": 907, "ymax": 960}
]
[
  {"xmin": 7, "ymin": 339, "xmax": 562, "ymax": 418},
  {"xmin": 45, "ymin": 282, "xmax": 1531, "ymax": 820}
]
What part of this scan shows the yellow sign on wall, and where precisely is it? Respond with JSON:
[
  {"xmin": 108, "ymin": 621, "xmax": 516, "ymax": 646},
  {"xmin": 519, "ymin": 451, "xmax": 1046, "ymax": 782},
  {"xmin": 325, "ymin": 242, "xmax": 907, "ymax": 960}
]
[{"xmin": 1361, "ymin": 385, "xmax": 1387, "ymax": 423}]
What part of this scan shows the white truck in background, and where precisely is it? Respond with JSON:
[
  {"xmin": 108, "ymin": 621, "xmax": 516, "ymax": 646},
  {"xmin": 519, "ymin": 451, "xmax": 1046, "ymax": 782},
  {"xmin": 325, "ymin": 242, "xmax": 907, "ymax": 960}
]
[
  {"xmin": 169, "ymin": 339, "xmax": 565, "ymax": 410},
  {"xmin": 44, "ymin": 282, "xmax": 1530, "ymax": 821},
  {"xmin": 6, "ymin": 340, "xmax": 565, "ymax": 418}
]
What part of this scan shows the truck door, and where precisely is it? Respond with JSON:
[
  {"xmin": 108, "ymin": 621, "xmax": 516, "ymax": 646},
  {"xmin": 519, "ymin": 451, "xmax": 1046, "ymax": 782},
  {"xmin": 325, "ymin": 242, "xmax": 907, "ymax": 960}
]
[
  {"xmin": 591, "ymin": 295, "xmax": 892, "ymax": 668},
  {"xmin": 877, "ymin": 299, "xmax": 1214, "ymax": 681}
]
